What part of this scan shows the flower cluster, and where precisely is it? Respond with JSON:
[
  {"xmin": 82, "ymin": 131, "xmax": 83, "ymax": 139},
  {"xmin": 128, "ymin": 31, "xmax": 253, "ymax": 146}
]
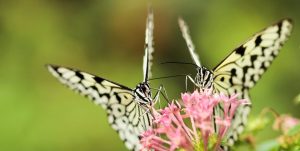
[
  {"xmin": 273, "ymin": 114, "xmax": 300, "ymax": 134},
  {"xmin": 272, "ymin": 114, "xmax": 300, "ymax": 148},
  {"xmin": 140, "ymin": 89, "xmax": 246, "ymax": 151}
]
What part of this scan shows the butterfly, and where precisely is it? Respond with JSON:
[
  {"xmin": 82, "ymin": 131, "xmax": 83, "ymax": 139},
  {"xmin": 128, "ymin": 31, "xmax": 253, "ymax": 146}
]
[
  {"xmin": 178, "ymin": 18, "xmax": 293, "ymax": 148},
  {"xmin": 47, "ymin": 10, "xmax": 157, "ymax": 151}
]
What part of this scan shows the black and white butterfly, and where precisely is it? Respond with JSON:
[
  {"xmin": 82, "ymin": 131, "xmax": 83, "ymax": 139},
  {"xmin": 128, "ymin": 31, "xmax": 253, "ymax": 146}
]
[
  {"xmin": 47, "ymin": 10, "xmax": 157, "ymax": 151},
  {"xmin": 178, "ymin": 18, "xmax": 293, "ymax": 148}
]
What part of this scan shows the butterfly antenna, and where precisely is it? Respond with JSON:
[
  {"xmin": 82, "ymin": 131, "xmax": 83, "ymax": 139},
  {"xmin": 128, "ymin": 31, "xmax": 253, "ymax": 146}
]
[
  {"xmin": 148, "ymin": 74, "xmax": 188, "ymax": 81},
  {"xmin": 160, "ymin": 61, "xmax": 199, "ymax": 67}
]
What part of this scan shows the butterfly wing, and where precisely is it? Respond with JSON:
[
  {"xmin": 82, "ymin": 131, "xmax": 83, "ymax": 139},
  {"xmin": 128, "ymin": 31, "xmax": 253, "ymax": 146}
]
[
  {"xmin": 212, "ymin": 19, "xmax": 293, "ymax": 146},
  {"xmin": 47, "ymin": 64, "xmax": 152, "ymax": 151},
  {"xmin": 178, "ymin": 18, "xmax": 202, "ymax": 67},
  {"xmin": 143, "ymin": 8, "xmax": 154, "ymax": 82}
]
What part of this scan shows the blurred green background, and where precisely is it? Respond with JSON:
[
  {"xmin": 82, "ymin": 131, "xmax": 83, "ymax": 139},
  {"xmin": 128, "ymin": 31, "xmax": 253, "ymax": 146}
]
[{"xmin": 0, "ymin": 0, "xmax": 299, "ymax": 150}]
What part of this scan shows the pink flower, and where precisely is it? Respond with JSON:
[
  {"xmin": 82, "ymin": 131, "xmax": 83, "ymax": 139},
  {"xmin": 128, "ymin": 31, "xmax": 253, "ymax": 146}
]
[
  {"xmin": 273, "ymin": 114, "xmax": 300, "ymax": 134},
  {"xmin": 140, "ymin": 89, "xmax": 245, "ymax": 151},
  {"xmin": 218, "ymin": 93, "xmax": 247, "ymax": 119}
]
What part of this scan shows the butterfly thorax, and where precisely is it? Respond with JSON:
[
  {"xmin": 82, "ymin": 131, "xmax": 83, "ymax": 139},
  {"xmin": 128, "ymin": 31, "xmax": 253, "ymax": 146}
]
[
  {"xmin": 134, "ymin": 82, "xmax": 152, "ymax": 106},
  {"xmin": 195, "ymin": 67, "xmax": 214, "ymax": 90}
]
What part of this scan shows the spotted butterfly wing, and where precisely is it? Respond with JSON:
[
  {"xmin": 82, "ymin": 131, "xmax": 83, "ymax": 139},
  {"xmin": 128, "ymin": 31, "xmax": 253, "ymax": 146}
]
[
  {"xmin": 47, "ymin": 65, "xmax": 152, "ymax": 150},
  {"xmin": 143, "ymin": 8, "xmax": 154, "ymax": 81},
  {"xmin": 46, "ymin": 10, "xmax": 155, "ymax": 151},
  {"xmin": 179, "ymin": 18, "xmax": 293, "ymax": 148},
  {"xmin": 213, "ymin": 19, "xmax": 292, "ymax": 96},
  {"xmin": 213, "ymin": 19, "xmax": 293, "ymax": 147},
  {"xmin": 178, "ymin": 18, "xmax": 202, "ymax": 67}
]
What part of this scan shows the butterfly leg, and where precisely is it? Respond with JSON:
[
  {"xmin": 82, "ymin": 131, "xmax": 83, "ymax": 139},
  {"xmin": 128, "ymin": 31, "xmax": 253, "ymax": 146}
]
[
  {"xmin": 151, "ymin": 85, "xmax": 170, "ymax": 108},
  {"xmin": 157, "ymin": 85, "xmax": 170, "ymax": 103},
  {"xmin": 186, "ymin": 74, "xmax": 197, "ymax": 91},
  {"xmin": 152, "ymin": 86, "xmax": 162, "ymax": 108},
  {"xmin": 153, "ymin": 86, "xmax": 162, "ymax": 100},
  {"xmin": 139, "ymin": 107, "xmax": 150, "ymax": 118}
]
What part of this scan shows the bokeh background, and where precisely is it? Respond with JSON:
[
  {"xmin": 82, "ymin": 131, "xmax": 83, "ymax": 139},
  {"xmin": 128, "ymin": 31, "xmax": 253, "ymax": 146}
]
[{"xmin": 0, "ymin": 0, "xmax": 299, "ymax": 150}]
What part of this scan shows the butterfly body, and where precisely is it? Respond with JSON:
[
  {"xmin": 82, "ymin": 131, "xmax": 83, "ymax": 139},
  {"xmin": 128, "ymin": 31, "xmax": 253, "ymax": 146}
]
[
  {"xmin": 133, "ymin": 82, "xmax": 152, "ymax": 106},
  {"xmin": 193, "ymin": 67, "xmax": 214, "ymax": 89}
]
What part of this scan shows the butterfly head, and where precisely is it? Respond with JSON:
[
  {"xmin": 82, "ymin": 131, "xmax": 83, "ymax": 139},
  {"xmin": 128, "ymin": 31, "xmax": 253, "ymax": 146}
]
[
  {"xmin": 134, "ymin": 82, "xmax": 152, "ymax": 105},
  {"xmin": 195, "ymin": 67, "xmax": 214, "ymax": 89}
]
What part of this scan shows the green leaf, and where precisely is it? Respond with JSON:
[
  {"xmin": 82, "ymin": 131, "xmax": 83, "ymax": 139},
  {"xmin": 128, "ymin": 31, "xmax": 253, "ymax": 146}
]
[
  {"xmin": 287, "ymin": 124, "xmax": 300, "ymax": 136},
  {"xmin": 246, "ymin": 116, "xmax": 270, "ymax": 134},
  {"xmin": 257, "ymin": 139, "xmax": 280, "ymax": 151}
]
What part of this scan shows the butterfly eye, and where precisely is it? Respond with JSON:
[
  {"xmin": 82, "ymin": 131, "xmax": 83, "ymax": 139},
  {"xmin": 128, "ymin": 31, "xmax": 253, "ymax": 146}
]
[{"xmin": 139, "ymin": 84, "xmax": 146, "ymax": 93}]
